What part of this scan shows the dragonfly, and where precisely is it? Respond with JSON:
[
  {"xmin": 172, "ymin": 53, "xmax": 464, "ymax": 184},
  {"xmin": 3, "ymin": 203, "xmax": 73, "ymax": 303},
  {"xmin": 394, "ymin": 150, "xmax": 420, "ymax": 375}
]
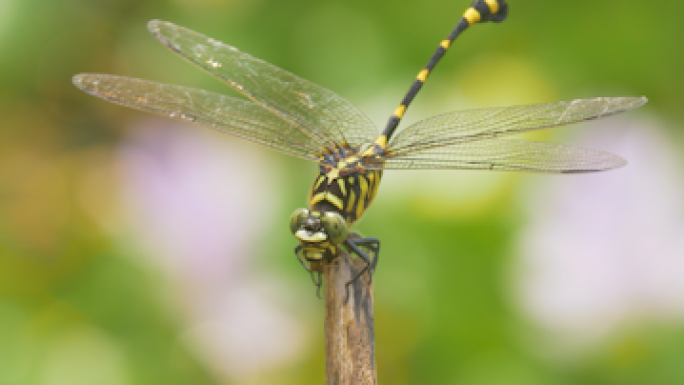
[{"xmin": 73, "ymin": 0, "xmax": 647, "ymax": 296}]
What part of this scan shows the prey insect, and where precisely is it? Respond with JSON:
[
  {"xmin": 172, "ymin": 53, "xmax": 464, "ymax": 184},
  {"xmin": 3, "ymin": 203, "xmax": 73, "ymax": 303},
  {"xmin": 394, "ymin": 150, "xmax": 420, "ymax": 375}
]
[{"xmin": 73, "ymin": 0, "xmax": 646, "ymax": 299}]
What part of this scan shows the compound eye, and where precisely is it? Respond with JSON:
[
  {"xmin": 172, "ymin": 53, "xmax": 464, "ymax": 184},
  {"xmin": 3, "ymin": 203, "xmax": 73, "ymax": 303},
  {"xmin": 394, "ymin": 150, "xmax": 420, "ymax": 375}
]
[
  {"xmin": 321, "ymin": 211, "xmax": 348, "ymax": 245},
  {"xmin": 289, "ymin": 208, "xmax": 309, "ymax": 234}
]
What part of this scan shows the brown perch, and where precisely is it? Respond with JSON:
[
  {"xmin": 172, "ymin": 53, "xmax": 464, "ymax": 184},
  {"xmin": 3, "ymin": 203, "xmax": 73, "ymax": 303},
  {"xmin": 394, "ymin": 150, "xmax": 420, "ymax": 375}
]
[{"xmin": 324, "ymin": 250, "xmax": 377, "ymax": 385}]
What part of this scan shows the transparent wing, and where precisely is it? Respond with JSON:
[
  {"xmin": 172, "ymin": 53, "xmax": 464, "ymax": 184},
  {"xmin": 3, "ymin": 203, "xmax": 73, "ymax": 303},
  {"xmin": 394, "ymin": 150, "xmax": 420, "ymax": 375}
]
[
  {"xmin": 73, "ymin": 74, "xmax": 324, "ymax": 160},
  {"xmin": 387, "ymin": 97, "xmax": 647, "ymax": 156},
  {"xmin": 148, "ymin": 20, "xmax": 378, "ymax": 150},
  {"xmin": 369, "ymin": 139, "xmax": 626, "ymax": 173}
]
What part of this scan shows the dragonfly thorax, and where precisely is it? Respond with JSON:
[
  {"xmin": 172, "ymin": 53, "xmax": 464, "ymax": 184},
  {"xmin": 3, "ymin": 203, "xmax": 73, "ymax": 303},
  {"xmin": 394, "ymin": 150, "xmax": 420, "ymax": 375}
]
[{"xmin": 310, "ymin": 152, "xmax": 383, "ymax": 226}]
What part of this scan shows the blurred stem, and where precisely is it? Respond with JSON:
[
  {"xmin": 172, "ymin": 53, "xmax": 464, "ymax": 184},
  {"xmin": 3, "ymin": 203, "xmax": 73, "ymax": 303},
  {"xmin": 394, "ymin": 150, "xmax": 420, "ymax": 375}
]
[{"xmin": 323, "ymin": 250, "xmax": 376, "ymax": 385}]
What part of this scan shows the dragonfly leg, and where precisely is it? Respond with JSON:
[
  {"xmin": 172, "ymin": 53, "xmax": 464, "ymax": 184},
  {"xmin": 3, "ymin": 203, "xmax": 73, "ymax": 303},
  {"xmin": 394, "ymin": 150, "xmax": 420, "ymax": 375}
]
[
  {"xmin": 294, "ymin": 245, "xmax": 309, "ymax": 272},
  {"xmin": 343, "ymin": 236, "xmax": 380, "ymax": 303},
  {"xmin": 350, "ymin": 236, "xmax": 380, "ymax": 271},
  {"xmin": 295, "ymin": 245, "xmax": 325, "ymax": 298},
  {"xmin": 314, "ymin": 272, "xmax": 323, "ymax": 299}
]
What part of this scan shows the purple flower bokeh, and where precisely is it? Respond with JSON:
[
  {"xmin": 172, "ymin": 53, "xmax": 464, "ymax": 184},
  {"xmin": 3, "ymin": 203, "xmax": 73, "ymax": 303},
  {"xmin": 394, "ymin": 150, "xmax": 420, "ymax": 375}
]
[
  {"xmin": 117, "ymin": 118, "xmax": 308, "ymax": 382},
  {"xmin": 516, "ymin": 118, "xmax": 684, "ymax": 345}
]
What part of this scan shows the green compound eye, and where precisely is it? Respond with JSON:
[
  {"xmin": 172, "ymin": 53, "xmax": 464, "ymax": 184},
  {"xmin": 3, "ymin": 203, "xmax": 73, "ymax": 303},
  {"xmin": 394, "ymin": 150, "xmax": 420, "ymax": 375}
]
[
  {"xmin": 321, "ymin": 211, "xmax": 348, "ymax": 245},
  {"xmin": 289, "ymin": 208, "xmax": 309, "ymax": 234}
]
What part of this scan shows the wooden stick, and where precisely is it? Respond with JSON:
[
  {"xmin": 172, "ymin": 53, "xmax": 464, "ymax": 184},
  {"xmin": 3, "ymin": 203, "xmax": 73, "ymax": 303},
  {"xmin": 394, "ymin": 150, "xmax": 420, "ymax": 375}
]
[{"xmin": 323, "ymin": 250, "xmax": 376, "ymax": 385}]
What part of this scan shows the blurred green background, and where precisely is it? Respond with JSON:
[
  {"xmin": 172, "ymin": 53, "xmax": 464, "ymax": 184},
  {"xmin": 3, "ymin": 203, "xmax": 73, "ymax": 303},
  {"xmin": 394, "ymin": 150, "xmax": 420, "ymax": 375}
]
[{"xmin": 1, "ymin": 0, "xmax": 683, "ymax": 384}]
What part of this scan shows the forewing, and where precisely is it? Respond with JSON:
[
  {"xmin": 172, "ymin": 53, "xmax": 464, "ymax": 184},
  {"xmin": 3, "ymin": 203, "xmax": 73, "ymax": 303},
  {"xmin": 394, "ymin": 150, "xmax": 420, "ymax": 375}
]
[
  {"xmin": 371, "ymin": 139, "xmax": 626, "ymax": 173},
  {"xmin": 148, "ymin": 20, "xmax": 378, "ymax": 149},
  {"xmin": 387, "ymin": 97, "xmax": 647, "ymax": 156},
  {"xmin": 73, "ymin": 74, "xmax": 324, "ymax": 160}
]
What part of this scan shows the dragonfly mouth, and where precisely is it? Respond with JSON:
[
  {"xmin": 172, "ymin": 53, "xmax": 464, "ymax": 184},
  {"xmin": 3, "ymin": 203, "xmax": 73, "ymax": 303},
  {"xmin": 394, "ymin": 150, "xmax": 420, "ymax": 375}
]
[
  {"xmin": 303, "ymin": 250, "xmax": 325, "ymax": 262},
  {"xmin": 295, "ymin": 229, "xmax": 327, "ymax": 242}
]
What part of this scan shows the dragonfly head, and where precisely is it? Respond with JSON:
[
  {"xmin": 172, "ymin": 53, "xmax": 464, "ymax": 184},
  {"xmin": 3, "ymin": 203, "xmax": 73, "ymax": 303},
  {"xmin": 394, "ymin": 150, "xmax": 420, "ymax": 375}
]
[{"xmin": 290, "ymin": 208, "xmax": 348, "ymax": 250}]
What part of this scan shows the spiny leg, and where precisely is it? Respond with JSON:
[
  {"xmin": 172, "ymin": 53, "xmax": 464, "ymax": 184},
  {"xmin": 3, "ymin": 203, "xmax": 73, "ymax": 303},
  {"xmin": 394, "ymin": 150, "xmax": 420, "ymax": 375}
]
[
  {"xmin": 351, "ymin": 236, "xmax": 380, "ymax": 271},
  {"xmin": 294, "ymin": 245, "xmax": 321, "ymax": 289},
  {"xmin": 345, "ymin": 233, "xmax": 381, "ymax": 280},
  {"xmin": 343, "ymin": 236, "xmax": 380, "ymax": 303},
  {"xmin": 313, "ymin": 271, "xmax": 323, "ymax": 299}
]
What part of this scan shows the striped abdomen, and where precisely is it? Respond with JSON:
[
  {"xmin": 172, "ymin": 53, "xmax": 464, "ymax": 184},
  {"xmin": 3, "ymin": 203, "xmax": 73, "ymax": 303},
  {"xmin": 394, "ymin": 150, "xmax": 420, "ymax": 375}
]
[{"xmin": 309, "ymin": 169, "xmax": 383, "ymax": 226}]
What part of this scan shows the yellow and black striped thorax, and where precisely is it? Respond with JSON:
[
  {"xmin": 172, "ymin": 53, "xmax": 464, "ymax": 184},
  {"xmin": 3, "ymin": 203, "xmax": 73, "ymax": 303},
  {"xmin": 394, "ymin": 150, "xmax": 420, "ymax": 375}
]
[{"xmin": 309, "ymin": 144, "xmax": 384, "ymax": 226}]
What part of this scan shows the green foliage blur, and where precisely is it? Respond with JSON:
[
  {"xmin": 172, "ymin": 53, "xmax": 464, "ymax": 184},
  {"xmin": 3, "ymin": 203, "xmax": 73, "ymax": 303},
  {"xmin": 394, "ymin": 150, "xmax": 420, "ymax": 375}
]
[{"xmin": 1, "ymin": 0, "xmax": 682, "ymax": 384}]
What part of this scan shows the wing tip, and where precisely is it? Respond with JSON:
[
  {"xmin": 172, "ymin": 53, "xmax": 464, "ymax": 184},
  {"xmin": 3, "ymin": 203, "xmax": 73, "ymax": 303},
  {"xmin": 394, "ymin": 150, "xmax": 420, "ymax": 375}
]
[
  {"xmin": 620, "ymin": 95, "xmax": 648, "ymax": 109},
  {"xmin": 147, "ymin": 19, "xmax": 167, "ymax": 35},
  {"xmin": 569, "ymin": 153, "xmax": 628, "ymax": 173},
  {"xmin": 147, "ymin": 20, "xmax": 181, "ymax": 42},
  {"xmin": 592, "ymin": 95, "xmax": 648, "ymax": 109},
  {"xmin": 578, "ymin": 149, "xmax": 628, "ymax": 173},
  {"xmin": 606, "ymin": 154, "xmax": 628, "ymax": 170},
  {"xmin": 72, "ymin": 73, "xmax": 108, "ymax": 88},
  {"xmin": 72, "ymin": 74, "xmax": 129, "ymax": 99},
  {"xmin": 72, "ymin": 73, "xmax": 102, "ymax": 93},
  {"xmin": 147, "ymin": 20, "xmax": 185, "ymax": 54},
  {"xmin": 72, "ymin": 73, "xmax": 85, "ymax": 88}
]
